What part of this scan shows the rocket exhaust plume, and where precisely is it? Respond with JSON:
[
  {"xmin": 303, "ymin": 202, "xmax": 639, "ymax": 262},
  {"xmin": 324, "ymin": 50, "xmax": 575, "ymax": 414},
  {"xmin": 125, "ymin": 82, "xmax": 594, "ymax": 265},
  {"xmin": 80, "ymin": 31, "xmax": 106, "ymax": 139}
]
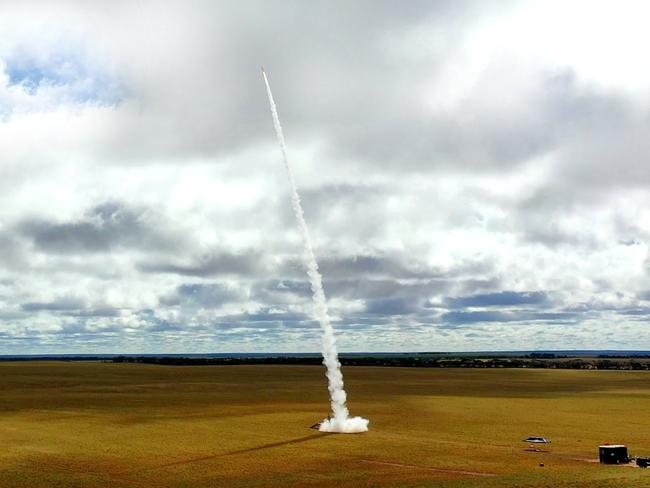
[{"xmin": 262, "ymin": 68, "xmax": 369, "ymax": 434}]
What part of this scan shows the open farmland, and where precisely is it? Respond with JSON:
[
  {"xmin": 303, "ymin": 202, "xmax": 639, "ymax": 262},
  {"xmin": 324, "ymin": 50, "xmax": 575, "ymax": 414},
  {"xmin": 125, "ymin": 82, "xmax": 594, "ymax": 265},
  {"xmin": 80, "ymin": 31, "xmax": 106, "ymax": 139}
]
[{"xmin": 1, "ymin": 362, "xmax": 650, "ymax": 487}]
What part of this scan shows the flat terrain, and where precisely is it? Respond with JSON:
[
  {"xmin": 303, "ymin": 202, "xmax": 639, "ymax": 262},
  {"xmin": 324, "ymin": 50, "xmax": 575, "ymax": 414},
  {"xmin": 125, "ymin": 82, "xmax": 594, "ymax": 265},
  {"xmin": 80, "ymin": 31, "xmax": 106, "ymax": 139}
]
[{"xmin": 1, "ymin": 362, "xmax": 650, "ymax": 487}]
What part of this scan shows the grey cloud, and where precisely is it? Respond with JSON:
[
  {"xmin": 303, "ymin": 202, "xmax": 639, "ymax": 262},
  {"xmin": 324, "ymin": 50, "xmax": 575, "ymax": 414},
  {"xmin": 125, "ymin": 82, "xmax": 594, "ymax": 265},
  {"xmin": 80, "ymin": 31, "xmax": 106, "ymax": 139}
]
[
  {"xmin": 252, "ymin": 275, "xmax": 451, "ymax": 315},
  {"xmin": 501, "ymin": 79, "xmax": 650, "ymax": 245},
  {"xmin": 251, "ymin": 279, "xmax": 312, "ymax": 304},
  {"xmin": 295, "ymin": 183, "xmax": 389, "ymax": 238},
  {"xmin": 19, "ymin": 202, "xmax": 179, "ymax": 254},
  {"xmin": 239, "ymin": 310, "xmax": 311, "ymax": 324},
  {"xmin": 445, "ymin": 291, "xmax": 548, "ymax": 308},
  {"xmin": 441, "ymin": 310, "xmax": 580, "ymax": 326},
  {"xmin": 618, "ymin": 308, "xmax": 650, "ymax": 316},
  {"xmin": 67, "ymin": 308, "xmax": 122, "ymax": 318},
  {"xmin": 214, "ymin": 308, "xmax": 317, "ymax": 330},
  {"xmin": 21, "ymin": 297, "xmax": 86, "ymax": 312},
  {"xmin": 364, "ymin": 297, "xmax": 419, "ymax": 315},
  {"xmin": 322, "ymin": 63, "xmax": 636, "ymax": 177},
  {"xmin": 458, "ymin": 73, "xmax": 647, "ymax": 250},
  {"xmin": 21, "ymin": 298, "xmax": 120, "ymax": 318},
  {"xmin": 0, "ymin": 230, "xmax": 28, "ymax": 269},
  {"xmin": 139, "ymin": 250, "xmax": 261, "ymax": 277},
  {"xmin": 561, "ymin": 118, "xmax": 650, "ymax": 189},
  {"xmin": 3, "ymin": 1, "xmax": 647, "ymax": 183},
  {"xmin": 59, "ymin": 321, "xmax": 123, "ymax": 334},
  {"xmin": 75, "ymin": 0, "xmax": 482, "ymax": 165},
  {"xmin": 614, "ymin": 214, "xmax": 649, "ymax": 245},
  {"xmin": 325, "ymin": 278, "xmax": 448, "ymax": 304},
  {"xmin": 0, "ymin": 308, "xmax": 27, "ymax": 320},
  {"xmin": 161, "ymin": 283, "xmax": 243, "ymax": 308},
  {"xmin": 319, "ymin": 254, "xmax": 438, "ymax": 280},
  {"xmin": 212, "ymin": 321, "xmax": 287, "ymax": 331},
  {"xmin": 618, "ymin": 239, "xmax": 641, "ymax": 247},
  {"xmin": 300, "ymin": 183, "xmax": 385, "ymax": 211},
  {"xmin": 509, "ymin": 187, "xmax": 604, "ymax": 249}
]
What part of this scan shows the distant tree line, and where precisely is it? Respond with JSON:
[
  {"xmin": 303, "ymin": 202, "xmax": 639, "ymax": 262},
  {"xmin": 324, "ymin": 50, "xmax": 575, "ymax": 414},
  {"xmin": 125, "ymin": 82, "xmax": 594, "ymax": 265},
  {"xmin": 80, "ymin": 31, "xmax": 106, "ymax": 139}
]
[
  {"xmin": 112, "ymin": 356, "xmax": 324, "ymax": 366},
  {"xmin": 110, "ymin": 355, "xmax": 650, "ymax": 370},
  {"xmin": 0, "ymin": 356, "xmax": 109, "ymax": 362}
]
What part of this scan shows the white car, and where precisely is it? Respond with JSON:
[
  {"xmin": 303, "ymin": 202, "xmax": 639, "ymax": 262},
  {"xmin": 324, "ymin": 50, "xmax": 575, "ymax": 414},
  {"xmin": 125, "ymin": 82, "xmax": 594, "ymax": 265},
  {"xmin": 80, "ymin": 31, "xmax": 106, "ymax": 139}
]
[{"xmin": 523, "ymin": 436, "xmax": 551, "ymax": 444}]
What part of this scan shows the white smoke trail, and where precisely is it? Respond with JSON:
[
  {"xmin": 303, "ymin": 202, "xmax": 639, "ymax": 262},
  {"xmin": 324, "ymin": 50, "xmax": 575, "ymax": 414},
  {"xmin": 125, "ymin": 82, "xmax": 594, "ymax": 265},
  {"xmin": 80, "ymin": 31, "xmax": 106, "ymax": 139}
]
[{"xmin": 262, "ymin": 68, "xmax": 368, "ymax": 434}]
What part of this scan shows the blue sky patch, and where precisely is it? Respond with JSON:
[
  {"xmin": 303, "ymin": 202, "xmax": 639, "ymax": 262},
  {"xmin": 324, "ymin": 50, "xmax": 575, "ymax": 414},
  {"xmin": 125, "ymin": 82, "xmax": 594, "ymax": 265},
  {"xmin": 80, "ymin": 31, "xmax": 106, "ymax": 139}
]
[{"xmin": 3, "ymin": 49, "xmax": 124, "ymax": 106}]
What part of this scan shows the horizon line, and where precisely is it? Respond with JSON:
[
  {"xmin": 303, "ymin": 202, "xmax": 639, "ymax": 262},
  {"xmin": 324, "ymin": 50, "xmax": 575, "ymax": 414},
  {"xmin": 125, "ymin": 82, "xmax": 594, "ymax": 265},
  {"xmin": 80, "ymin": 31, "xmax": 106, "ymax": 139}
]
[{"xmin": 3, "ymin": 348, "xmax": 650, "ymax": 357}]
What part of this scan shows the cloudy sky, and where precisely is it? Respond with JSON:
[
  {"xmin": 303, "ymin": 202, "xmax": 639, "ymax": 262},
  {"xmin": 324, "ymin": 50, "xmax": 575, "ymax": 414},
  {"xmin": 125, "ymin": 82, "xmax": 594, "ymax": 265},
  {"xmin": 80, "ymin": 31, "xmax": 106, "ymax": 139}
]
[{"xmin": 1, "ymin": 0, "xmax": 649, "ymax": 354}]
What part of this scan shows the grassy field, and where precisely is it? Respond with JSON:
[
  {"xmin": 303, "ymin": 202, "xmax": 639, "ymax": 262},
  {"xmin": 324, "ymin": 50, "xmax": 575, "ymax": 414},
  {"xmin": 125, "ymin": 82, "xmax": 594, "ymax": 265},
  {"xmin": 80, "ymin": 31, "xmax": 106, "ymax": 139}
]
[{"xmin": 1, "ymin": 362, "xmax": 650, "ymax": 487}]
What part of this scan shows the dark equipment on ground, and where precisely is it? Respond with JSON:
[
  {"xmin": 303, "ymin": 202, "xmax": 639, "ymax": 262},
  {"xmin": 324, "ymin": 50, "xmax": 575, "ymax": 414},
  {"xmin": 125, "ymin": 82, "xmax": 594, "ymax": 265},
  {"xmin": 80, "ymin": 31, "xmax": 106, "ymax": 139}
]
[
  {"xmin": 636, "ymin": 457, "xmax": 650, "ymax": 468},
  {"xmin": 310, "ymin": 414, "xmax": 331, "ymax": 430},
  {"xmin": 523, "ymin": 436, "xmax": 551, "ymax": 452},
  {"xmin": 599, "ymin": 445, "xmax": 633, "ymax": 464},
  {"xmin": 523, "ymin": 436, "xmax": 551, "ymax": 444}
]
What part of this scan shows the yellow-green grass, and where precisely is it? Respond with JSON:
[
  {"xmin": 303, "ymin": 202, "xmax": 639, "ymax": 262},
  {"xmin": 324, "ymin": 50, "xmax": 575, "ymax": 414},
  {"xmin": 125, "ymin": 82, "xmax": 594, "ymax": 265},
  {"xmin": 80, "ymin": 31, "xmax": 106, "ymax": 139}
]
[{"xmin": 1, "ymin": 362, "xmax": 650, "ymax": 487}]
